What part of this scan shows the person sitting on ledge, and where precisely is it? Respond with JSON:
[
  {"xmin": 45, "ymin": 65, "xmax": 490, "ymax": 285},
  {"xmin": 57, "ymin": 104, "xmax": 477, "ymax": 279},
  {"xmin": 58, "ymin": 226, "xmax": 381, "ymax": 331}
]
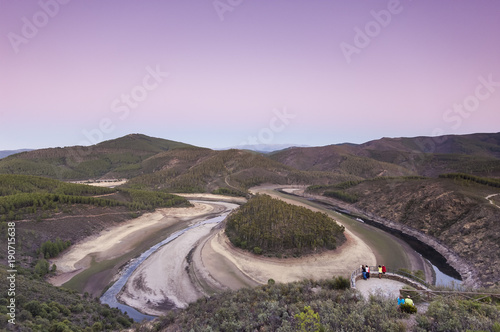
[{"xmin": 405, "ymin": 295, "xmax": 414, "ymax": 306}]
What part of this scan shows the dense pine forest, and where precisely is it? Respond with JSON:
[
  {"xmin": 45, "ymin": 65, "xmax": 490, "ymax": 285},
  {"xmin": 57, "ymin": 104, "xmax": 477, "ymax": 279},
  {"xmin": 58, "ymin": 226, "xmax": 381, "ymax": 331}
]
[{"xmin": 225, "ymin": 194, "xmax": 345, "ymax": 257}]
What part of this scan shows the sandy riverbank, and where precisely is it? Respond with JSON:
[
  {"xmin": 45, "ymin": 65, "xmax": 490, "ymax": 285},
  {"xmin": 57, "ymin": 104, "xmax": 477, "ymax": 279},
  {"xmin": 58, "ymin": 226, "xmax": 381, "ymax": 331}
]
[
  {"xmin": 117, "ymin": 202, "xmax": 239, "ymax": 316},
  {"xmin": 176, "ymin": 193, "xmax": 247, "ymax": 204},
  {"xmin": 69, "ymin": 179, "xmax": 128, "ymax": 188},
  {"xmin": 196, "ymin": 185, "xmax": 376, "ymax": 285},
  {"xmin": 48, "ymin": 202, "xmax": 222, "ymax": 288},
  {"xmin": 205, "ymin": 229, "xmax": 375, "ymax": 284}
]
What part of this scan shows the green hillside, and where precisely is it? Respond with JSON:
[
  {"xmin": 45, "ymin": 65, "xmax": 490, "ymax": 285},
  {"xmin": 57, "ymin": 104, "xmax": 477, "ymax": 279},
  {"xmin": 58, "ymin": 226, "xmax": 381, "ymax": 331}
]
[
  {"xmin": 269, "ymin": 145, "xmax": 417, "ymax": 178},
  {"xmin": 3, "ymin": 132, "xmax": 499, "ymax": 193},
  {"xmin": 225, "ymin": 194, "xmax": 345, "ymax": 256}
]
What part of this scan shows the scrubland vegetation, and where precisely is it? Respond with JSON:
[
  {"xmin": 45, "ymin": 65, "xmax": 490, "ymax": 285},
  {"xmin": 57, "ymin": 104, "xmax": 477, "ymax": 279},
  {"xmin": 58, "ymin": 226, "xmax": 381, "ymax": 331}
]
[
  {"xmin": 0, "ymin": 267, "xmax": 134, "ymax": 331},
  {"xmin": 137, "ymin": 277, "xmax": 500, "ymax": 332}
]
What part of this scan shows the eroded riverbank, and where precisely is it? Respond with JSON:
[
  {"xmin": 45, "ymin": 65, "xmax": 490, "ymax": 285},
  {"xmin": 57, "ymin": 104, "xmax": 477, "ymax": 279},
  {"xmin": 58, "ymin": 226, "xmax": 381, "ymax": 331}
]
[{"xmin": 48, "ymin": 201, "xmax": 228, "ymax": 296}]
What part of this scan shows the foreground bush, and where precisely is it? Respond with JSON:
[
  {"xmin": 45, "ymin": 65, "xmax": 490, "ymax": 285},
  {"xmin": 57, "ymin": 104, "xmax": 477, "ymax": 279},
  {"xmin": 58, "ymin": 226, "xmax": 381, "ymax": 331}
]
[
  {"xmin": 137, "ymin": 277, "xmax": 500, "ymax": 332},
  {"xmin": 400, "ymin": 303, "xmax": 417, "ymax": 314},
  {"xmin": 150, "ymin": 277, "xmax": 406, "ymax": 331}
]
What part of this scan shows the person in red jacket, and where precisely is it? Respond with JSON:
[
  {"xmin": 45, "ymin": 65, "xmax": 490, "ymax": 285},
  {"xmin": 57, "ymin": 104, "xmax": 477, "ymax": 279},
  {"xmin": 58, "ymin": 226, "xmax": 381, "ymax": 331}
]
[{"xmin": 382, "ymin": 265, "xmax": 387, "ymax": 275}]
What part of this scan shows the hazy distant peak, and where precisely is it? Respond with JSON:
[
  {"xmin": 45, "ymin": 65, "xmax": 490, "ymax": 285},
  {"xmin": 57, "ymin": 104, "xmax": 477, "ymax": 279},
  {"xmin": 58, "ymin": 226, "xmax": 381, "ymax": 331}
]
[
  {"xmin": 0, "ymin": 149, "xmax": 33, "ymax": 159},
  {"xmin": 223, "ymin": 143, "xmax": 311, "ymax": 153}
]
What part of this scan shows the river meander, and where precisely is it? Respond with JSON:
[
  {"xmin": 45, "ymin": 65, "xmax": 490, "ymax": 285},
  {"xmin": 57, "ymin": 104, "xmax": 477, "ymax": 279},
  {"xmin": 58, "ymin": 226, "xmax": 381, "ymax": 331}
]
[{"xmin": 99, "ymin": 190, "xmax": 461, "ymax": 321}]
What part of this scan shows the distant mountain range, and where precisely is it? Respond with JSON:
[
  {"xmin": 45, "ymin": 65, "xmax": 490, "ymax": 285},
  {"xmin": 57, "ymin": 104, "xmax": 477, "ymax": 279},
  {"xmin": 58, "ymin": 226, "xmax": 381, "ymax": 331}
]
[
  {"xmin": 223, "ymin": 143, "xmax": 311, "ymax": 153},
  {"xmin": 270, "ymin": 132, "xmax": 500, "ymax": 178},
  {"xmin": 0, "ymin": 149, "xmax": 33, "ymax": 159},
  {"xmin": 0, "ymin": 132, "xmax": 498, "ymax": 192}
]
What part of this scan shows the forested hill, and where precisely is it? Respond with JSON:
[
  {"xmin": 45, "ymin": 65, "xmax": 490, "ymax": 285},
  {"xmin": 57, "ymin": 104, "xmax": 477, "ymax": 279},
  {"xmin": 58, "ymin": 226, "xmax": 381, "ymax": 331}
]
[
  {"xmin": 124, "ymin": 148, "xmax": 358, "ymax": 193},
  {"xmin": 0, "ymin": 174, "xmax": 190, "ymax": 222},
  {"xmin": 225, "ymin": 194, "xmax": 345, "ymax": 257},
  {"xmin": 0, "ymin": 134, "xmax": 199, "ymax": 180}
]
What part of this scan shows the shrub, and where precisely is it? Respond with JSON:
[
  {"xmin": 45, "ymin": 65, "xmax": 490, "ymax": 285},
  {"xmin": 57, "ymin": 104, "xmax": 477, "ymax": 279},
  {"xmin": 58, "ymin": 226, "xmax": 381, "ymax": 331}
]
[
  {"xmin": 295, "ymin": 306, "xmax": 323, "ymax": 332},
  {"xmin": 323, "ymin": 190, "xmax": 359, "ymax": 203},
  {"xmin": 34, "ymin": 259, "xmax": 50, "ymax": 277},
  {"xmin": 253, "ymin": 246, "xmax": 263, "ymax": 255},
  {"xmin": 400, "ymin": 303, "xmax": 417, "ymax": 314},
  {"xmin": 332, "ymin": 276, "xmax": 351, "ymax": 290}
]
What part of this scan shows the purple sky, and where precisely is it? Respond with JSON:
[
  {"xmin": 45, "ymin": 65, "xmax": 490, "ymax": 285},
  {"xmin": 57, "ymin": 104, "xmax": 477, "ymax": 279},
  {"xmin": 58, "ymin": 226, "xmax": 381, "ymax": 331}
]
[{"xmin": 1, "ymin": 0, "xmax": 499, "ymax": 150}]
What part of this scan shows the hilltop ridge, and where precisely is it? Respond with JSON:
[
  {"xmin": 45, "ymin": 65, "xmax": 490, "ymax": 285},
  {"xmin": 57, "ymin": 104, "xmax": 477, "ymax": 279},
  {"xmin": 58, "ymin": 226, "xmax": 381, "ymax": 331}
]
[{"xmin": 0, "ymin": 132, "xmax": 499, "ymax": 192}]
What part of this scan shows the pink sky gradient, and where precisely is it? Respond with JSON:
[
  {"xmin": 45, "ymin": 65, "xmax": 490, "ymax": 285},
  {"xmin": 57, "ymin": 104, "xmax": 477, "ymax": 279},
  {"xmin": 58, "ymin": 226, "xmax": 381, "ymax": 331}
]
[{"xmin": 1, "ymin": 0, "xmax": 499, "ymax": 150}]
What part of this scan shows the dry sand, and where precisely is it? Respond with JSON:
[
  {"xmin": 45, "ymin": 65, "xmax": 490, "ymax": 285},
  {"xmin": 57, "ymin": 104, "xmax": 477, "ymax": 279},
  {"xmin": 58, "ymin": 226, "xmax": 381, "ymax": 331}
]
[
  {"xmin": 118, "ymin": 202, "xmax": 239, "ymax": 316},
  {"xmin": 118, "ymin": 223, "xmax": 219, "ymax": 315},
  {"xmin": 198, "ymin": 184, "xmax": 376, "ymax": 284},
  {"xmin": 48, "ymin": 202, "xmax": 220, "ymax": 286},
  {"xmin": 206, "ymin": 229, "xmax": 375, "ymax": 284},
  {"xmin": 69, "ymin": 179, "xmax": 128, "ymax": 188},
  {"xmin": 176, "ymin": 193, "xmax": 246, "ymax": 204}
]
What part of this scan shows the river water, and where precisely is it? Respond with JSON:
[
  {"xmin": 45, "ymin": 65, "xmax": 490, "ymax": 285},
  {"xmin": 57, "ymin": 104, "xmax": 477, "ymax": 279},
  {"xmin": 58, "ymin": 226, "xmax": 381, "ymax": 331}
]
[
  {"xmin": 100, "ymin": 201, "xmax": 237, "ymax": 322},
  {"xmin": 276, "ymin": 189, "xmax": 462, "ymax": 287},
  {"xmin": 304, "ymin": 196, "xmax": 462, "ymax": 287}
]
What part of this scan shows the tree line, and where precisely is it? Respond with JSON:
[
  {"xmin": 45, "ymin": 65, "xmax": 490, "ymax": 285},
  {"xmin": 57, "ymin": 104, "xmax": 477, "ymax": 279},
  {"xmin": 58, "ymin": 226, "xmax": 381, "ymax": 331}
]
[{"xmin": 439, "ymin": 173, "xmax": 500, "ymax": 188}]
